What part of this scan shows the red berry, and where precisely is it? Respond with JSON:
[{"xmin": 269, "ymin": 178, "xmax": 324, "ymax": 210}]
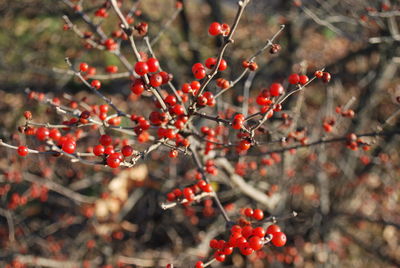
[
  {"xmin": 248, "ymin": 236, "xmax": 263, "ymax": 251},
  {"xmin": 242, "ymin": 225, "xmax": 253, "ymax": 238},
  {"xmin": 210, "ymin": 239, "xmax": 219, "ymax": 249},
  {"xmin": 183, "ymin": 187, "xmax": 194, "ymax": 201},
  {"xmin": 202, "ymin": 184, "xmax": 213, "ymax": 193},
  {"xmin": 91, "ymin": 80, "xmax": 101, "ymax": 90},
  {"xmin": 269, "ymin": 83, "xmax": 284, "ymax": 97},
  {"xmin": 24, "ymin": 111, "xmax": 32, "ymax": 120},
  {"xmin": 131, "ymin": 78, "xmax": 145, "ymax": 95},
  {"xmin": 208, "ymin": 22, "xmax": 222, "ymax": 36},
  {"xmin": 159, "ymin": 71, "xmax": 171, "ymax": 84},
  {"xmin": 105, "ymin": 65, "xmax": 118, "ymax": 73},
  {"xmin": 218, "ymin": 59, "xmax": 227, "ymax": 71},
  {"xmin": 169, "ymin": 149, "xmax": 178, "ymax": 158},
  {"xmin": 232, "ymin": 118, "xmax": 243, "ymax": 130},
  {"xmin": 238, "ymin": 140, "xmax": 251, "ymax": 151},
  {"xmin": 36, "ymin": 127, "xmax": 49, "ymax": 141},
  {"xmin": 193, "ymin": 68, "xmax": 206, "ymax": 80},
  {"xmin": 288, "ymin": 73, "xmax": 300, "ymax": 85},
  {"xmin": 79, "ymin": 62, "xmax": 89, "ymax": 72},
  {"xmin": 93, "ymin": 144, "xmax": 105, "ymax": 156},
  {"xmin": 134, "ymin": 61, "xmax": 149, "ymax": 76},
  {"xmin": 49, "ymin": 129, "xmax": 61, "ymax": 141},
  {"xmin": 62, "ymin": 140, "xmax": 76, "ymax": 154},
  {"xmin": 231, "ymin": 225, "xmax": 242, "ymax": 233},
  {"xmin": 244, "ymin": 207, "xmax": 253, "ymax": 217},
  {"xmin": 166, "ymin": 192, "xmax": 176, "ymax": 201},
  {"xmin": 171, "ymin": 104, "xmax": 185, "ymax": 116},
  {"xmin": 99, "ymin": 104, "xmax": 109, "ymax": 113},
  {"xmin": 271, "ymin": 232, "xmax": 287, "ymax": 247},
  {"xmin": 266, "ymin": 224, "xmax": 281, "ymax": 235},
  {"xmin": 252, "ymin": 227, "xmax": 266, "ymax": 238},
  {"xmin": 322, "ymin": 72, "xmax": 331, "ymax": 83},
  {"xmin": 240, "ymin": 246, "xmax": 254, "ymax": 256},
  {"xmin": 299, "ymin": 74, "xmax": 309, "ymax": 85},
  {"xmin": 205, "ymin": 57, "xmax": 217, "ymax": 69},
  {"xmin": 164, "ymin": 95, "xmax": 177, "ymax": 106},
  {"xmin": 146, "ymin": 58, "xmax": 160, "ymax": 73},
  {"xmin": 181, "ymin": 83, "xmax": 192, "ymax": 93},
  {"xmin": 99, "ymin": 134, "xmax": 112, "ymax": 146},
  {"xmin": 191, "ymin": 81, "xmax": 201, "ymax": 91},
  {"xmin": 121, "ymin": 145, "xmax": 133, "ymax": 157},
  {"xmin": 253, "ymin": 209, "xmax": 264, "ymax": 220},
  {"xmin": 107, "ymin": 155, "xmax": 121, "ymax": 168},
  {"xmin": 214, "ymin": 251, "xmax": 225, "ymax": 262},
  {"xmin": 196, "ymin": 95, "xmax": 208, "ymax": 106},
  {"xmin": 150, "ymin": 73, "xmax": 163, "ymax": 87},
  {"xmin": 195, "ymin": 261, "xmax": 204, "ymax": 268},
  {"xmin": 315, "ymin": 70, "xmax": 323, "ymax": 78},
  {"xmin": 17, "ymin": 146, "xmax": 28, "ymax": 156}
]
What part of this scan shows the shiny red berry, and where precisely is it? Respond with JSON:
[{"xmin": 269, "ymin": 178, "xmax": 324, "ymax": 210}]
[
  {"xmin": 288, "ymin": 73, "xmax": 300, "ymax": 85},
  {"xmin": 271, "ymin": 232, "xmax": 287, "ymax": 247},
  {"xmin": 299, "ymin": 74, "xmax": 309, "ymax": 85},
  {"xmin": 36, "ymin": 127, "xmax": 49, "ymax": 141},
  {"xmin": 134, "ymin": 61, "xmax": 149, "ymax": 76},
  {"xmin": 208, "ymin": 22, "xmax": 222, "ymax": 36},
  {"xmin": 91, "ymin": 80, "xmax": 101, "ymax": 90},
  {"xmin": 150, "ymin": 73, "xmax": 163, "ymax": 87},
  {"xmin": 93, "ymin": 144, "xmax": 105, "ymax": 156},
  {"xmin": 121, "ymin": 145, "xmax": 133, "ymax": 157},
  {"xmin": 17, "ymin": 146, "xmax": 28, "ymax": 156},
  {"xmin": 79, "ymin": 62, "xmax": 89, "ymax": 72},
  {"xmin": 62, "ymin": 140, "xmax": 76, "ymax": 154},
  {"xmin": 269, "ymin": 83, "xmax": 284, "ymax": 97},
  {"xmin": 146, "ymin": 58, "xmax": 160, "ymax": 73},
  {"xmin": 99, "ymin": 134, "xmax": 112, "ymax": 146},
  {"xmin": 266, "ymin": 224, "xmax": 281, "ymax": 235}
]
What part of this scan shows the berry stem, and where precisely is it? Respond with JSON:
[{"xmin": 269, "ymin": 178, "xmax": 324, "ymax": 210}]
[{"xmin": 190, "ymin": 147, "xmax": 231, "ymax": 223}]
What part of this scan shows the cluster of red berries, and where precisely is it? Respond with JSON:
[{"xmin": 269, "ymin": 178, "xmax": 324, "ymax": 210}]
[
  {"xmin": 335, "ymin": 106, "xmax": 355, "ymax": 118},
  {"xmin": 78, "ymin": 62, "xmax": 96, "ymax": 77},
  {"xmin": 204, "ymin": 57, "xmax": 227, "ymax": 71},
  {"xmin": 17, "ymin": 124, "xmax": 78, "ymax": 155},
  {"xmin": 314, "ymin": 70, "xmax": 331, "ymax": 83},
  {"xmin": 288, "ymin": 73, "xmax": 309, "ymax": 85},
  {"xmin": 95, "ymin": 7, "xmax": 108, "ymax": 18},
  {"xmin": 194, "ymin": 222, "xmax": 286, "ymax": 267},
  {"xmin": 345, "ymin": 133, "xmax": 370, "ymax": 151},
  {"xmin": 322, "ymin": 117, "xmax": 336, "ymax": 132},
  {"xmin": 196, "ymin": 91, "xmax": 215, "ymax": 107},
  {"xmin": 91, "ymin": 134, "xmax": 135, "ymax": 168},
  {"xmin": 232, "ymin": 113, "xmax": 245, "ymax": 130},
  {"xmin": 102, "ymin": 38, "xmax": 118, "ymax": 51},
  {"xmin": 134, "ymin": 57, "xmax": 160, "ymax": 76},
  {"xmin": 208, "ymin": 22, "xmax": 230, "ymax": 36},
  {"xmin": 216, "ymin": 78, "xmax": 230, "ymax": 89},
  {"xmin": 5, "ymin": 184, "xmax": 49, "ymax": 210},
  {"xmin": 190, "ymin": 58, "xmax": 227, "ymax": 80},
  {"xmin": 166, "ymin": 179, "xmax": 213, "ymax": 203},
  {"xmin": 242, "ymin": 60, "xmax": 258, "ymax": 71}
]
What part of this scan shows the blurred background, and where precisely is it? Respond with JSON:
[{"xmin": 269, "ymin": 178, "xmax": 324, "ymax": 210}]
[{"xmin": 0, "ymin": 0, "xmax": 399, "ymax": 267}]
